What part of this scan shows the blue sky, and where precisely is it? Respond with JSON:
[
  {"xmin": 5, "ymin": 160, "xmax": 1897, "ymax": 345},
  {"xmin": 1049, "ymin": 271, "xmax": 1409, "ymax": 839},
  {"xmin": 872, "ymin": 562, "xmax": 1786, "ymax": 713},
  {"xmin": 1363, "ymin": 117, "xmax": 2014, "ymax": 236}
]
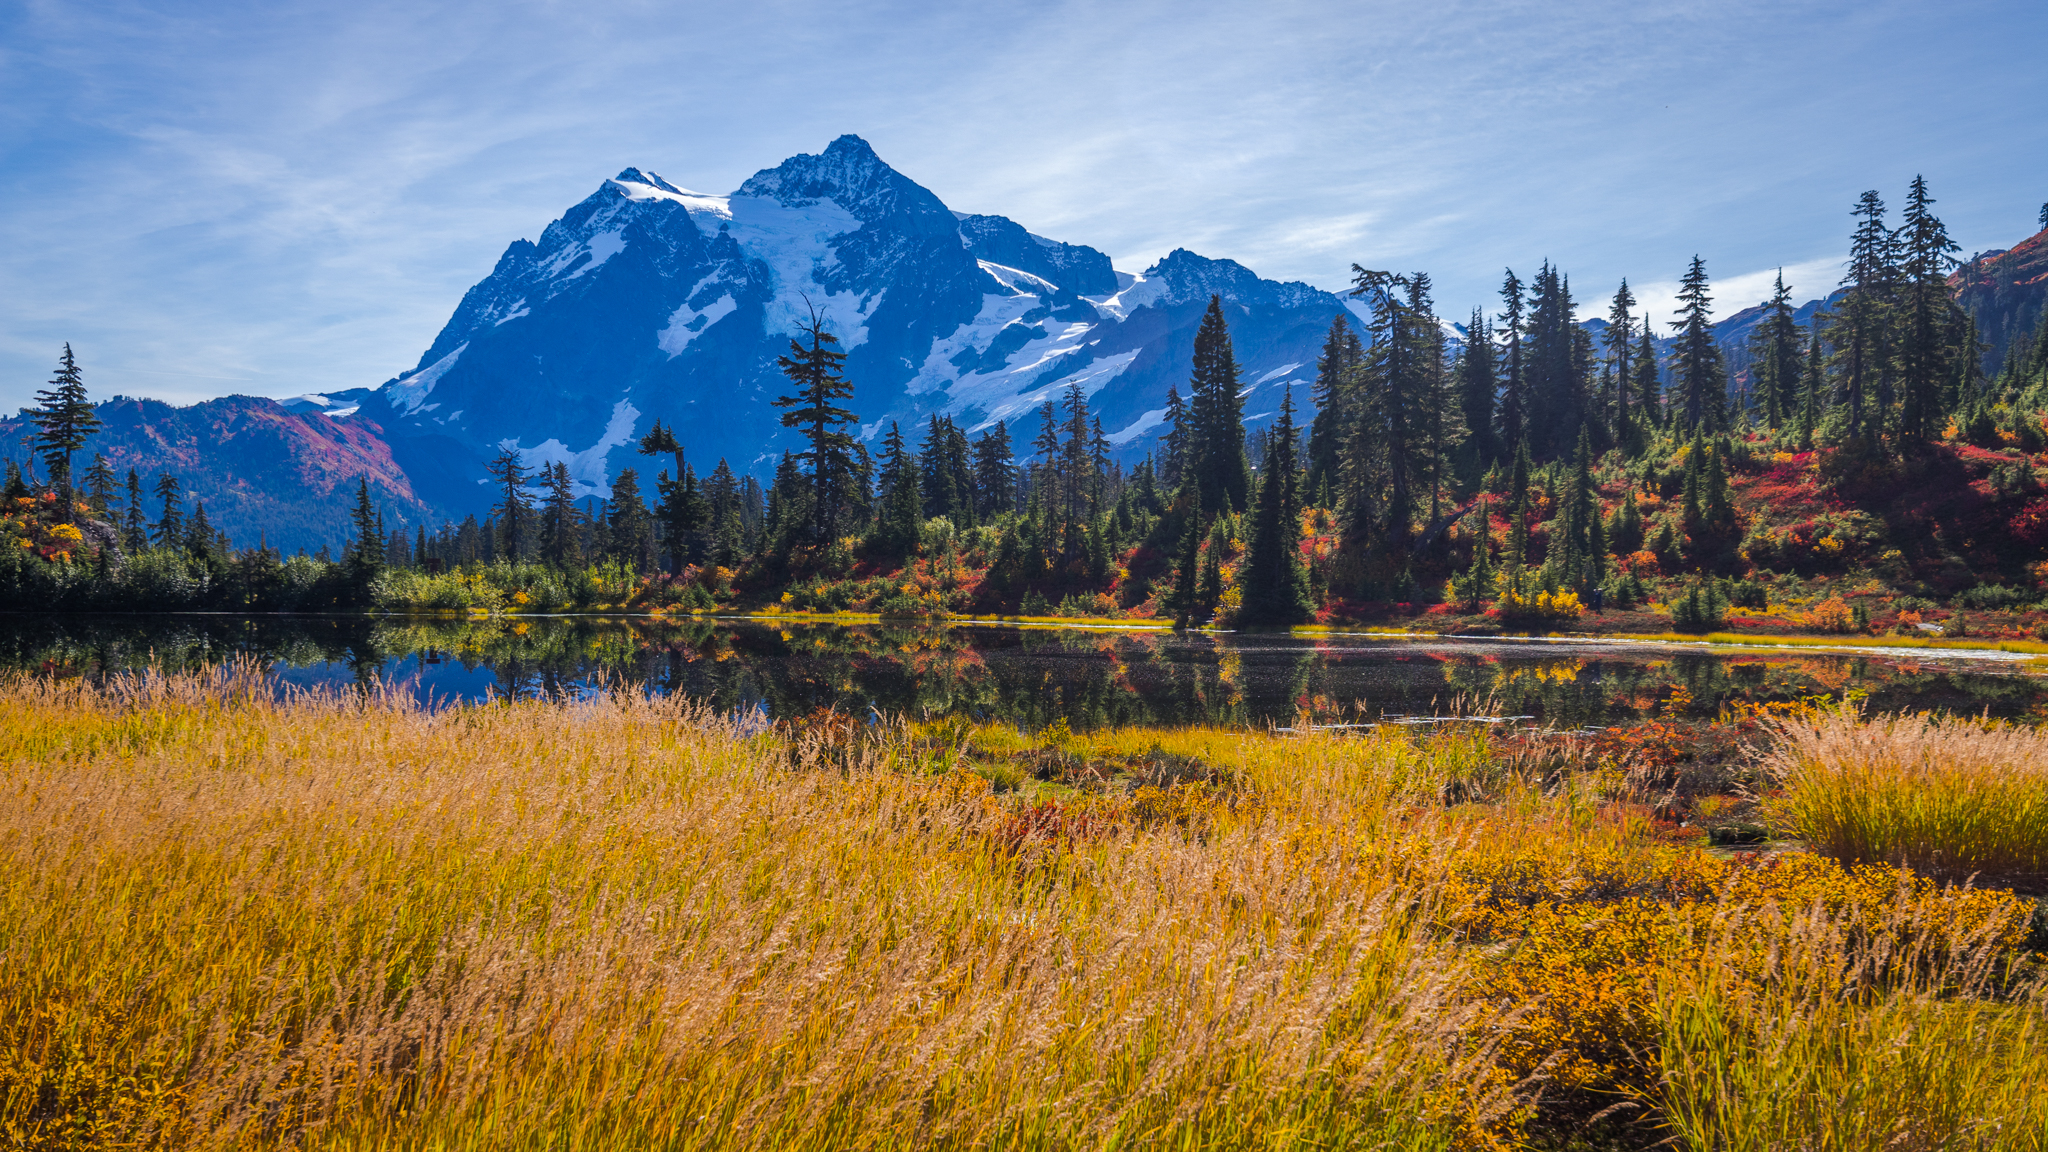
[{"xmin": 2, "ymin": 0, "xmax": 2044, "ymax": 411}]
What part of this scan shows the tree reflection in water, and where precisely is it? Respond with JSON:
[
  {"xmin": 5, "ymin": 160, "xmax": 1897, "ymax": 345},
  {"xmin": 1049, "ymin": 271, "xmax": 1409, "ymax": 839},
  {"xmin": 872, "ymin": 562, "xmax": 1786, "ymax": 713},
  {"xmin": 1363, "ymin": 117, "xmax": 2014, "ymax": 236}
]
[{"xmin": 5, "ymin": 614, "xmax": 2046, "ymax": 728}]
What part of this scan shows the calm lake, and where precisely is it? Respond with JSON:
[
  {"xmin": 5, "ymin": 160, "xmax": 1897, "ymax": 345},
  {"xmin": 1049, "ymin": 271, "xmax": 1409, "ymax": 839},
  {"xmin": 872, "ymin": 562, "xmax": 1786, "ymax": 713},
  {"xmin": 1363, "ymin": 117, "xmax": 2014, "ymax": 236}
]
[{"xmin": 8, "ymin": 613, "xmax": 2048, "ymax": 729}]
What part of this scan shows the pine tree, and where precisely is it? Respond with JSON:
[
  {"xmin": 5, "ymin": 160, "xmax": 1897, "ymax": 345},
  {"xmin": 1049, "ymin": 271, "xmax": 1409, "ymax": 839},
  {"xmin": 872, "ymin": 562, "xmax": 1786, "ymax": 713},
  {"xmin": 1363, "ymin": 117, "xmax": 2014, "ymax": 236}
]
[
  {"xmin": 771, "ymin": 312, "xmax": 859, "ymax": 546},
  {"xmin": 1197, "ymin": 517, "xmax": 1227, "ymax": 623},
  {"xmin": 1670, "ymin": 256, "xmax": 1726, "ymax": 432},
  {"xmin": 152, "ymin": 473, "xmax": 183, "ymax": 548},
  {"xmin": 1795, "ymin": 327, "xmax": 1825, "ymax": 451},
  {"xmin": 485, "ymin": 448, "xmax": 533, "ymax": 561},
  {"xmin": 1456, "ymin": 498, "xmax": 1493, "ymax": 611},
  {"xmin": 1187, "ymin": 296, "xmax": 1252, "ymax": 514},
  {"xmin": 31, "ymin": 344, "xmax": 101, "ymax": 522},
  {"xmin": 1238, "ymin": 386, "xmax": 1311, "ymax": 625},
  {"xmin": 1523, "ymin": 262, "xmax": 1585, "ymax": 456}
]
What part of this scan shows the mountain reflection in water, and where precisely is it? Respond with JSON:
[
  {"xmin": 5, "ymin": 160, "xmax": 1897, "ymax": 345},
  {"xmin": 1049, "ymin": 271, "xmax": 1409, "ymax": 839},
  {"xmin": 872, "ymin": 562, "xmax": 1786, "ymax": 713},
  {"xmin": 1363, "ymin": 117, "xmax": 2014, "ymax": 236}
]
[{"xmin": 7, "ymin": 615, "xmax": 2048, "ymax": 729}]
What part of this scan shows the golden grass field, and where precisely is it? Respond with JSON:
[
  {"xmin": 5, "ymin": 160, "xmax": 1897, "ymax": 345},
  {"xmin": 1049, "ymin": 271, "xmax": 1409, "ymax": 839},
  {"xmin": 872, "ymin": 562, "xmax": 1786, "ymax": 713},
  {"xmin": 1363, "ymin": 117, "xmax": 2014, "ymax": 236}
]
[{"xmin": 3, "ymin": 670, "xmax": 2045, "ymax": 1150}]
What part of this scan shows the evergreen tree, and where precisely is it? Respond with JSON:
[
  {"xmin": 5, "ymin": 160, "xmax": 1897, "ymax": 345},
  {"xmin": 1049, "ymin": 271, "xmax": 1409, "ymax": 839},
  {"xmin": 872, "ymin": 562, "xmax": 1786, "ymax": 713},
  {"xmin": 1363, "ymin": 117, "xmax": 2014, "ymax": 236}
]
[
  {"xmin": 542, "ymin": 462, "xmax": 582, "ymax": 568},
  {"xmin": 83, "ymin": 453, "xmax": 116, "ymax": 517},
  {"xmin": 703, "ymin": 459, "xmax": 746, "ymax": 564},
  {"xmin": 771, "ymin": 312, "xmax": 859, "ymax": 546},
  {"xmin": 1157, "ymin": 385, "xmax": 1190, "ymax": 493},
  {"xmin": 1897, "ymin": 175, "xmax": 1960, "ymax": 444},
  {"xmin": 971, "ymin": 425, "xmax": 1015, "ymax": 520},
  {"xmin": 1187, "ymin": 296, "xmax": 1252, "ymax": 514},
  {"xmin": 30, "ymin": 343, "xmax": 101, "ymax": 522},
  {"xmin": 1827, "ymin": 190, "xmax": 1897, "ymax": 442},
  {"xmin": 1238, "ymin": 386, "xmax": 1311, "ymax": 625},
  {"xmin": 485, "ymin": 448, "xmax": 533, "ymax": 561},
  {"xmin": 1670, "ymin": 256, "xmax": 1726, "ymax": 432},
  {"xmin": 1457, "ymin": 309, "xmax": 1499, "ymax": 471},
  {"xmin": 1496, "ymin": 269, "xmax": 1528, "ymax": 451},
  {"xmin": 1306, "ymin": 314, "xmax": 1362, "ymax": 491},
  {"xmin": 152, "ymin": 473, "xmax": 183, "ymax": 548},
  {"xmin": 606, "ymin": 468, "xmax": 654, "ymax": 570},
  {"xmin": 1168, "ymin": 486, "xmax": 1203, "ymax": 626},
  {"xmin": 873, "ymin": 421, "xmax": 922, "ymax": 560},
  {"xmin": 1634, "ymin": 324, "xmax": 1662, "ymax": 423},
  {"xmin": 348, "ymin": 478, "xmax": 384, "ymax": 579},
  {"xmin": 1523, "ymin": 262, "xmax": 1585, "ymax": 456},
  {"xmin": 1197, "ymin": 517, "xmax": 1227, "ymax": 622},
  {"xmin": 1455, "ymin": 498, "xmax": 1493, "ymax": 611},
  {"xmin": 1751, "ymin": 270, "xmax": 1805, "ymax": 430},
  {"xmin": 1604, "ymin": 281, "xmax": 1637, "ymax": 442},
  {"xmin": 122, "ymin": 469, "xmax": 147, "ymax": 552}
]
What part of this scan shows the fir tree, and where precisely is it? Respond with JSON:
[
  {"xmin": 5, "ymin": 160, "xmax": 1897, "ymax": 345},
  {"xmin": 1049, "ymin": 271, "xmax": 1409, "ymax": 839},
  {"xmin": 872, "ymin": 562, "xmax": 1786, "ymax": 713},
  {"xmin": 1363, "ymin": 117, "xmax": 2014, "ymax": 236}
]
[
  {"xmin": 1496, "ymin": 269, "xmax": 1528, "ymax": 451},
  {"xmin": 1633, "ymin": 324, "xmax": 1662, "ymax": 423},
  {"xmin": 1306, "ymin": 315, "xmax": 1362, "ymax": 490},
  {"xmin": 1828, "ymin": 190, "xmax": 1897, "ymax": 442},
  {"xmin": 1456, "ymin": 498, "xmax": 1493, "ymax": 611},
  {"xmin": 971, "ymin": 425, "xmax": 1015, "ymax": 520},
  {"xmin": 1238, "ymin": 387, "xmax": 1311, "ymax": 625},
  {"xmin": 348, "ymin": 479, "xmax": 384, "ymax": 579},
  {"xmin": 1157, "ymin": 386, "xmax": 1190, "ymax": 493},
  {"xmin": 542, "ymin": 462, "xmax": 582, "ymax": 568},
  {"xmin": 771, "ymin": 311, "xmax": 859, "ymax": 546},
  {"xmin": 1604, "ymin": 281, "xmax": 1637, "ymax": 442},
  {"xmin": 606, "ymin": 468, "xmax": 654, "ymax": 570},
  {"xmin": 1187, "ymin": 296, "xmax": 1251, "ymax": 514},
  {"xmin": 83, "ymin": 453, "xmax": 116, "ymax": 517},
  {"xmin": 1457, "ymin": 309, "xmax": 1498, "ymax": 471},
  {"xmin": 1897, "ymin": 175, "xmax": 1960, "ymax": 444},
  {"xmin": 152, "ymin": 473, "xmax": 183, "ymax": 548},
  {"xmin": 1168, "ymin": 486, "xmax": 1203, "ymax": 626},
  {"xmin": 873, "ymin": 421, "xmax": 922, "ymax": 561},
  {"xmin": 485, "ymin": 448, "xmax": 533, "ymax": 561},
  {"xmin": 1751, "ymin": 270, "xmax": 1804, "ymax": 430},
  {"xmin": 1670, "ymin": 256, "xmax": 1726, "ymax": 432},
  {"xmin": 31, "ymin": 344, "xmax": 101, "ymax": 522},
  {"xmin": 122, "ymin": 469, "xmax": 147, "ymax": 552}
]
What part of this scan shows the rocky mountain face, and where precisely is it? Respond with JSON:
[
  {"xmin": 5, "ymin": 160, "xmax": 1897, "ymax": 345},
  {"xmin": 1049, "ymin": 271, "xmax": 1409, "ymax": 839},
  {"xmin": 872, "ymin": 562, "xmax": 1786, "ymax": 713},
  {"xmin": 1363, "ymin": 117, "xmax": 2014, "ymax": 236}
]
[
  {"xmin": 326, "ymin": 135, "xmax": 1359, "ymax": 514},
  {"xmin": 1953, "ymin": 228, "xmax": 2048, "ymax": 377}
]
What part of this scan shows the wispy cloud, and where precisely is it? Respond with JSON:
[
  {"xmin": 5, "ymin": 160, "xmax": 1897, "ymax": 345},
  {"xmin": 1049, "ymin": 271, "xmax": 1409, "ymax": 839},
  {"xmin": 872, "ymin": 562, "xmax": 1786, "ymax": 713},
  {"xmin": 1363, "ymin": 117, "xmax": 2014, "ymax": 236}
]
[{"xmin": 1, "ymin": 0, "xmax": 2042, "ymax": 409}]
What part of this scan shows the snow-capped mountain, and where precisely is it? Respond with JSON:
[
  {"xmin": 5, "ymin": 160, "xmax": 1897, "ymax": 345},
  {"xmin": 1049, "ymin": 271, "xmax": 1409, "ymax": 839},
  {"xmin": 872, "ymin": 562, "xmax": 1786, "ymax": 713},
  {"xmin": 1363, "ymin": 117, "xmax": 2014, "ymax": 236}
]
[{"xmin": 334, "ymin": 135, "xmax": 1358, "ymax": 510}]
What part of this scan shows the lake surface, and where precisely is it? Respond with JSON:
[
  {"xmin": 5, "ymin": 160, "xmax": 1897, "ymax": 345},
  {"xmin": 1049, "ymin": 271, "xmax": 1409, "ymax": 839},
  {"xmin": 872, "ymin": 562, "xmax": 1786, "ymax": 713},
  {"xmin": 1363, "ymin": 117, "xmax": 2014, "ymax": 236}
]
[{"xmin": 8, "ymin": 613, "xmax": 2048, "ymax": 729}]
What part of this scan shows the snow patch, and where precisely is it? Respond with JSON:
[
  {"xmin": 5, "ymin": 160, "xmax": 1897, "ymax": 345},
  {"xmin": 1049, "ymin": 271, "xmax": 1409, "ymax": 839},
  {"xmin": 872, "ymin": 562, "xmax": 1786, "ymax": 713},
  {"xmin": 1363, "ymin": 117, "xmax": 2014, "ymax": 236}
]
[
  {"xmin": 1107, "ymin": 408, "xmax": 1167, "ymax": 446},
  {"xmin": 556, "ymin": 230, "xmax": 625, "ymax": 280},
  {"xmin": 1088, "ymin": 273, "xmax": 1167, "ymax": 321},
  {"xmin": 498, "ymin": 400, "xmax": 641, "ymax": 498},
  {"xmin": 1254, "ymin": 363, "xmax": 1301, "ymax": 384},
  {"xmin": 495, "ymin": 300, "xmax": 529, "ymax": 325},
  {"xmin": 659, "ymin": 291, "xmax": 738, "ymax": 356},
  {"xmin": 386, "ymin": 343, "xmax": 466, "ymax": 415},
  {"xmin": 963, "ymin": 350, "xmax": 1140, "ymax": 433}
]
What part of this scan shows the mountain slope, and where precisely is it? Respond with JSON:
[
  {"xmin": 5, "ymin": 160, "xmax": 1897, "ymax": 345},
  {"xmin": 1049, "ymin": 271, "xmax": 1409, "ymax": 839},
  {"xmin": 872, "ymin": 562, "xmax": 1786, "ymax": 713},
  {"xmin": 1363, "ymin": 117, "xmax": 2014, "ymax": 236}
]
[
  {"xmin": 0, "ymin": 395, "xmax": 425, "ymax": 555},
  {"xmin": 338, "ymin": 135, "xmax": 1355, "ymax": 514}
]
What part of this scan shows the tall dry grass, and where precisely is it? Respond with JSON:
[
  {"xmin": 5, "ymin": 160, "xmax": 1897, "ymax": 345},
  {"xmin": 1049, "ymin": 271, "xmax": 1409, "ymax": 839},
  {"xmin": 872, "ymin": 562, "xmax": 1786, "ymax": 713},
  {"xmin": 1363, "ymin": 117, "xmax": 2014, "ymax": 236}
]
[
  {"xmin": 2, "ymin": 672, "xmax": 2044, "ymax": 1149},
  {"xmin": 0, "ymin": 670, "xmax": 1513, "ymax": 1150},
  {"xmin": 1772, "ymin": 706, "xmax": 2048, "ymax": 888}
]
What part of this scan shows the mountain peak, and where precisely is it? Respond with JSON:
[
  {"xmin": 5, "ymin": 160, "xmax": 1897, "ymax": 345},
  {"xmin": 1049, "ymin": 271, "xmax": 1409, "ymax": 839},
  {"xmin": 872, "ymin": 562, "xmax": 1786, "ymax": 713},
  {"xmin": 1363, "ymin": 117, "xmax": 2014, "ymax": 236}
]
[
  {"xmin": 736, "ymin": 134, "xmax": 953, "ymax": 233},
  {"xmin": 614, "ymin": 167, "xmax": 682, "ymax": 194}
]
